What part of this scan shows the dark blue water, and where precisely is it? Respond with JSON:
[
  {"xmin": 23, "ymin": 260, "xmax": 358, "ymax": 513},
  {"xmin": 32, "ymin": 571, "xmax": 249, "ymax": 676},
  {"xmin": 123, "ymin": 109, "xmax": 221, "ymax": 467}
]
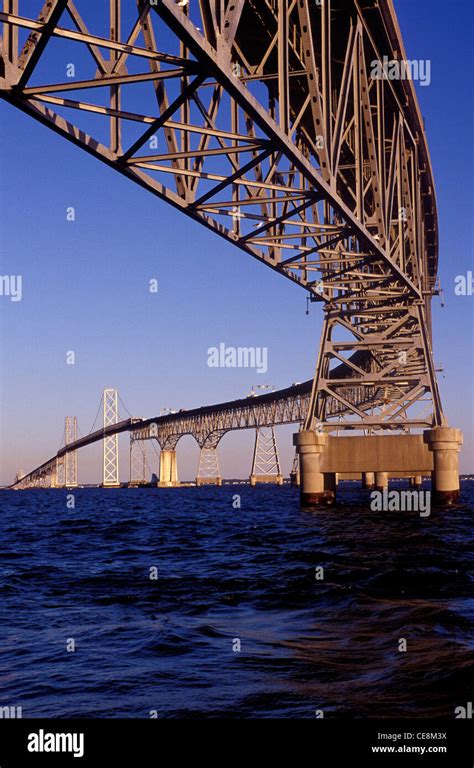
[{"xmin": 0, "ymin": 482, "xmax": 472, "ymax": 718}]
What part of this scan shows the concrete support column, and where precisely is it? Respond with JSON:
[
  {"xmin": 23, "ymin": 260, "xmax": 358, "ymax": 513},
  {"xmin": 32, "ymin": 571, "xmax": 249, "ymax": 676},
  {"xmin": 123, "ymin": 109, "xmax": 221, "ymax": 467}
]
[
  {"xmin": 159, "ymin": 450, "xmax": 179, "ymax": 487},
  {"xmin": 170, "ymin": 451, "xmax": 178, "ymax": 484},
  {"xmin": 159, "ymin": 450, "xmax": 170, "ymax": 486},
  {"xmin": 249, "ymin": 474, "xmax": 283, "ymax": 486},
  {"xmin": 375, "ymin": 472, "xmax": 388, "ymax": 490},
  {"xmin": 290, "ymin": 470, "xmax": 300, "ymax": 487},
  {"xmin": 196, "ymin": 477, "xmax": 222, "ymax": 487},
  {"xmin": 362, "ymin": 472, "xmax": 375, "ymax": 490},
  {"xmin": 293, "ymin": 430, "xmax": 335, "ymax": 506},
  {"xmin": 425, "ymin": 427, "xmax": 463, "ymax": 505}
]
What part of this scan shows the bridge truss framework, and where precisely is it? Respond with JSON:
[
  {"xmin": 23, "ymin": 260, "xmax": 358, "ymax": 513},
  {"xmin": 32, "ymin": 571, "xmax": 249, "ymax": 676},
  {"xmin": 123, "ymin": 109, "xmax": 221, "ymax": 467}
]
[
  {"xmin": 1, "ymin": 1, "xmax": 463, "ymax": 503},
  {"xmin": 0, "ymin": 0, "xmax": 445, "ymax": 434}
]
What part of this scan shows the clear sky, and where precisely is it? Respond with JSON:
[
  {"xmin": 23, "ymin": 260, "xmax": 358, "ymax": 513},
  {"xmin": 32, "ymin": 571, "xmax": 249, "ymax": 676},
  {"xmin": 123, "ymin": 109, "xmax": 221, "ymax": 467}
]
[{"xmin": 0, "ymin": 0, "xmax": 472, "ymax": 485}]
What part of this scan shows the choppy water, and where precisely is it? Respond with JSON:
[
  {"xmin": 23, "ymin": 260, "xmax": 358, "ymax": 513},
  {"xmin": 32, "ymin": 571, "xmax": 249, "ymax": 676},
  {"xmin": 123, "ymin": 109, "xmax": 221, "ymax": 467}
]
[{"xmin": 0, "ymin": 481, "xmax": 472, "ymax": 718}]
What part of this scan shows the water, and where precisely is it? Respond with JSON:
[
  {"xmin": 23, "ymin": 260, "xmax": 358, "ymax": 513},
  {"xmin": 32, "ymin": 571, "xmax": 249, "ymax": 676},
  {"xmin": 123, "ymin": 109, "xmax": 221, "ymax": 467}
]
[{"xmin": 0, "ymin": 482, "xmax": 472, "ymax": 719}]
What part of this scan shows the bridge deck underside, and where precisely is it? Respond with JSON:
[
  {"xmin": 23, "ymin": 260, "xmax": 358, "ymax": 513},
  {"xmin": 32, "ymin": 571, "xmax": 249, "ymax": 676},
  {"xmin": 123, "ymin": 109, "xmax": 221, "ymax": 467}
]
[{"xmin": 0, "ymin": 1, "xmax": 445, "ymax": 488}]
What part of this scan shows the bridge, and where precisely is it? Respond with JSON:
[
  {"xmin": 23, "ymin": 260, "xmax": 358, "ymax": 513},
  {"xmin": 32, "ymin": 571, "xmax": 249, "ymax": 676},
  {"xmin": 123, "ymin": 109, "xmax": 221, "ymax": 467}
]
[
  {"xmin": 1, "ymin": 0, "xmax": 463, "ymax": 504},
  {"xmin": 10, "ymin": 382, "xmax": 311, "ymax": 489}
]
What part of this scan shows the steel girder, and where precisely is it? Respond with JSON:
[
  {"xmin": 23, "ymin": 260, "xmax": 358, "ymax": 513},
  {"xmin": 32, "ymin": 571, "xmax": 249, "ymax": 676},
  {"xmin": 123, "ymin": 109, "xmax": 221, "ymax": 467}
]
[
  {"xmin": 0, "ymin": 0, "xmax": 444, "ymax": 433},
  {"xmin": 14, "ymin": 458, "xmax": 56, "ymax": 489},
  {"xmin": 132, "ymin": 384, "xmax": 311, "ymax": 447}
]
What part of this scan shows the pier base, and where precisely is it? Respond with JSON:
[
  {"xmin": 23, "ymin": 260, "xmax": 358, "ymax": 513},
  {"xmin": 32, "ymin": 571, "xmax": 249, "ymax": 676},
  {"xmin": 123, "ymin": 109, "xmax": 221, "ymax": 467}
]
[
  {"xmin": 196, "ymin": 477, "xmax": 222, "ymax": 486},
  {"xmin": 294, "ymin": 428, "xmax": 463, "ymax": 508},
  {"xmin": 425, "ymin": 427, "xmax": 463, "ymax": 505},
  {"xmin": 293, "ymin": 431, "xmax": 335, "ymax": 507},
  {"xmin": 362, "ymin": 472, "xmax": 375, "ymax": 490},
  {"xmin": 290, "ymin": 470, "xmax": 300, "ymax": 487},
  {"xmin": 375, "ymin": 472, "xmax": 389, "ymax": 491},
  {"xmin": 249, "ymin": 474, "xmax": 284, "ymax": 486}
]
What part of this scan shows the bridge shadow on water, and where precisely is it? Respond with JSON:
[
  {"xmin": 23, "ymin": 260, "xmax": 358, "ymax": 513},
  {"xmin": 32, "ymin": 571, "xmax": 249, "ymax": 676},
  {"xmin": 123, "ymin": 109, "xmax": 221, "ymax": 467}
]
[{"xmin": 0, "ymin": 482, "xmax": 472, "ymax": 718}]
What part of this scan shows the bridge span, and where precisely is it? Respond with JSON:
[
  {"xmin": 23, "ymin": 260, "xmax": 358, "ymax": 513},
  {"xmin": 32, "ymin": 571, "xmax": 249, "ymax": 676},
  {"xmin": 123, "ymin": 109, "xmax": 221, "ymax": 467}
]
[
  {"xmin": 1, "ymin": 0, "xmax": 463, "ymax": 504},
  {"xmin": 10, "ymin": 379, "xmax": 312, "ymax": 490},
  {"xmin": 10, "ymin": 350, "xmax": 418, "ymax": 491}
]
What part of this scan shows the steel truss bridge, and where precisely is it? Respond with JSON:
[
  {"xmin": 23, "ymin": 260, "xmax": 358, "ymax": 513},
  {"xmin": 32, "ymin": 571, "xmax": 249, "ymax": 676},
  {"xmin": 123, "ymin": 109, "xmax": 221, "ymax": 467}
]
[
  {"xmin": 11, "ymin": 380, "xmax": 313, "ymax": 488},
  {"xmin": 1, "ymin": 0, "xmax": 447, "ymax": 487}
]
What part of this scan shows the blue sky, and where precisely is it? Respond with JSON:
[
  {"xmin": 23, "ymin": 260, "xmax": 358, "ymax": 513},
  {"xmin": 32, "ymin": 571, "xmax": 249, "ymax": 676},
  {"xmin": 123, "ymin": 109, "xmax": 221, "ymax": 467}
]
[{"xmin": 0, "ymin": 0, "xmax": 472, "ymax": 484}]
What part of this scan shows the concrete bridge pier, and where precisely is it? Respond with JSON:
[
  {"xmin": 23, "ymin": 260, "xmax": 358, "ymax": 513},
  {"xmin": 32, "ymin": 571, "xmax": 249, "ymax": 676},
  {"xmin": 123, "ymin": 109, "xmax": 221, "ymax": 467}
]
[
  {"xmin": 293, "ymin": 431, "xmax": 336, "ymax": 506},
  {"xmin": 375, "ymin": 472, "xmax": 389, "ymax": 491},
  {"xmin": 196, "ymin": 476, "xmax": 222, "ymax": 487},
  {"xmin": 249, "ymin": 473, "xmax": 284, "ymax": 486},
  {"xmin": 290, "ymin": 470, "xmax": 300, "ymax": 487},
  {"xmin": 426, "ymin": 427, "xmax": 463, "ymax": 505},
  {"xmin": 294, "ymin": 428, "xmax": 463, "ymax": 508},
  {"xmin": 290, "ymin": 449, "xmax": 300, "ymax": 486},
  {"xmin": 158, "ymin": 450, "xmax": 179, "ymax": 487},
  {"xmin": 362, "ymin": 472, "xmax": 375, "ymax": 490}
]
